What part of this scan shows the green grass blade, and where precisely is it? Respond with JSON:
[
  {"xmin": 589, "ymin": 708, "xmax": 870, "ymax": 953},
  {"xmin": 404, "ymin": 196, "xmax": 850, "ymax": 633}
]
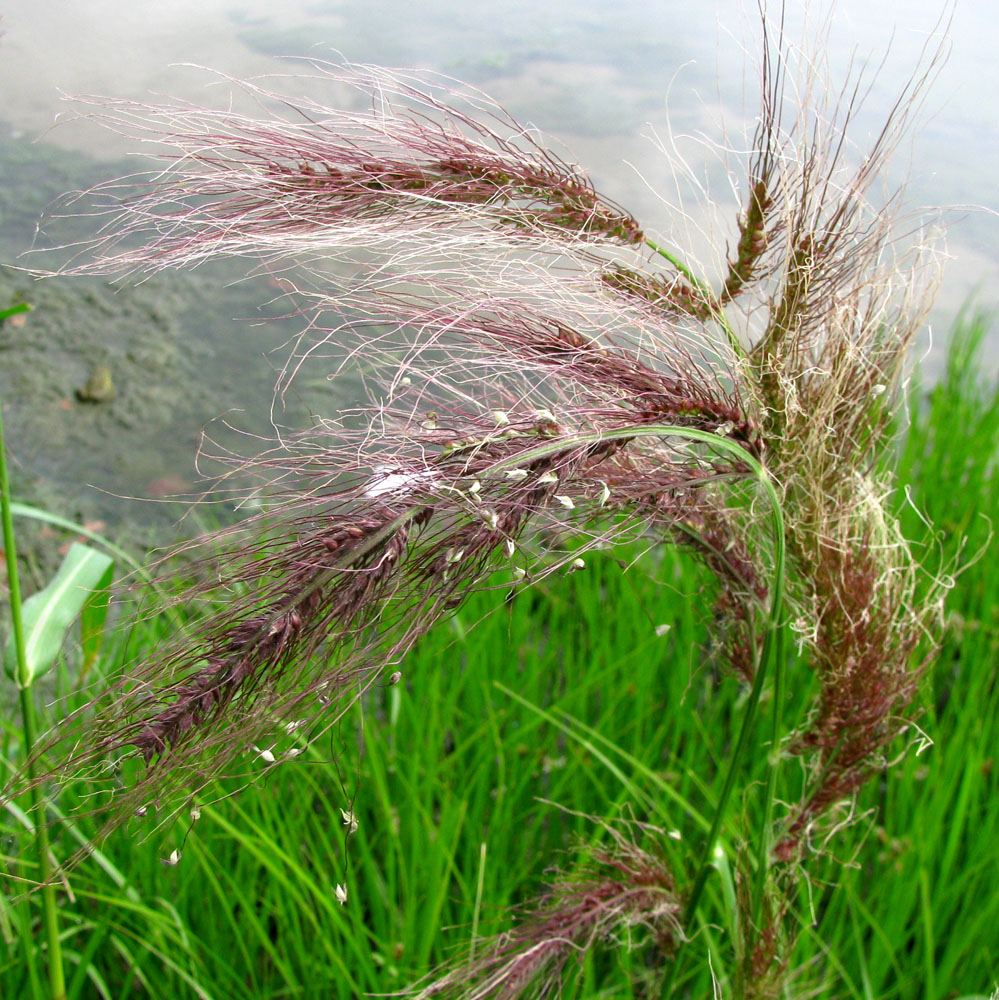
[{"xmin": 3, "ymin": 543, "xmax": 113, "ymax": 686}]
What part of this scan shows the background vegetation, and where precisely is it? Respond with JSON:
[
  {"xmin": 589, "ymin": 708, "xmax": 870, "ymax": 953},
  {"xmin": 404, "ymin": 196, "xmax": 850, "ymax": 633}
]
[{"xmin": 1, "ymin": 313, "xmax": 996, "ymax": 999}]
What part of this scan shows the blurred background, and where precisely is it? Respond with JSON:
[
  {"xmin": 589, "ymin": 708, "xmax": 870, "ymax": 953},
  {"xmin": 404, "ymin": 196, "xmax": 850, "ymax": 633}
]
[{"xmin": 0, "ymin": 0, "xmax": 994, "ymax": 532}]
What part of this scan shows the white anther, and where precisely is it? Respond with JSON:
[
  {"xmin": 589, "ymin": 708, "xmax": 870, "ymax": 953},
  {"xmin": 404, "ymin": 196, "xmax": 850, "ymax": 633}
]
[{"xmin": 365, "ymin": 466, "xmax": 435, "ymax": 499}]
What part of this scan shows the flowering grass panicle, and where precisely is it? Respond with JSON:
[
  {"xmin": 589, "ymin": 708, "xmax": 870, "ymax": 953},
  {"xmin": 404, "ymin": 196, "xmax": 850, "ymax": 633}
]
[
  {"xmin": 413, "ymin": 818, "xmax": 682, "ymax": 1000},
  {"xmin": 15, "ymin": 5, "xmax": 951, "ymax": 995}
]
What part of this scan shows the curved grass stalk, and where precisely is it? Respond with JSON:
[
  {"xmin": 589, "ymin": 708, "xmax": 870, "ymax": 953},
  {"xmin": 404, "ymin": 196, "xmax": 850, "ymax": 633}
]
[
  {"xmin": 643, "ymin": 239, "xmax": 711, "ymax": 293},
  {"xmin": 752, "ymin": 620, "xmax": 786, "ymax": 933},
  {"xmin": 479, "ymin": 423, "xmax": 787, "ymax": 994},
  {"xmin": 8, "ymin": 504, "xmax": 146, "ymax": 578},
  {"xmin": 643, "ymin": 238, "xmax": 745, "ymax": 360}
]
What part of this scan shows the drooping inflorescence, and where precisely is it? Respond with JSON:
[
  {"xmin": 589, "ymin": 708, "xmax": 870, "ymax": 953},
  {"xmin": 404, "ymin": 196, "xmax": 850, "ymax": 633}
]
[{"xmin": 18, "ymin": 8, "xmax": 950, "ymax": 995}]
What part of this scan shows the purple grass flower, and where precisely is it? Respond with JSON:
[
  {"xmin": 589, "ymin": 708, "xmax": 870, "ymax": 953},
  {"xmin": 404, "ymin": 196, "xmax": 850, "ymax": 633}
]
[
  {"xmin": 11, "ymin": 9, "xmax": 953, "ymax": 994},
  {"xmin": 410, "ymin": 818, "xmax": 682, "ymax": 1000}
]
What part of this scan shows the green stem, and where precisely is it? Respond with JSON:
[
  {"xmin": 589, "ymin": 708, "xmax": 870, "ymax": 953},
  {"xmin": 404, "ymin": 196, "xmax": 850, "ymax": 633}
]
[
  {"xmin": 644, "ymin": 239, "xmax": 747, "ymax": 361},
  {"xmin": 0, "ymin": 393, "xmax": 67, "ymax": 1000},
  {"xmin": 644, "ymin": 238, "xmax": 711, "ymax": 293},
  {"xmin": 481, "ymin": 424, "xmax": 786, "ymax": 997},
  {"xmin": 16, "ymin": 691, "xmax": 67, "ymax": 1000},
  {"xmin": 751, "ymin": 619, "xmax": 786, "ymax": 932}
]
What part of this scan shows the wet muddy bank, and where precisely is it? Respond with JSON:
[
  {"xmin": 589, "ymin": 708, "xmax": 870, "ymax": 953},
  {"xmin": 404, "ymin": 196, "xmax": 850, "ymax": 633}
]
[{"xmin": 0, "ymin": 124, "xmax": 363, "ymax": 573}]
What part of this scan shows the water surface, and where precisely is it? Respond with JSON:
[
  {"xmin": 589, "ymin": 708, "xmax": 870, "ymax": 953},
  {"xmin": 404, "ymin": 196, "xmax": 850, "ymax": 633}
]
[{"xmin": 0, "ymin": 0, "xmax": 994, "ymax": 536}]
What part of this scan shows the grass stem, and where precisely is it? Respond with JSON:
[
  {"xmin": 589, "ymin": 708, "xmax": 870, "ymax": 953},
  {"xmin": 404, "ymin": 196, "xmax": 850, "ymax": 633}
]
[
  {"xmin": 643, "ymin": 238, "xmax": 746, "ymax": 359},
  {"xmin": 0, "ymin": 391, "xmax": 68, "ymax": 1000},
  {"xmin": 479, "ymin": 423, "xmax": 787, "ymax": 995}
]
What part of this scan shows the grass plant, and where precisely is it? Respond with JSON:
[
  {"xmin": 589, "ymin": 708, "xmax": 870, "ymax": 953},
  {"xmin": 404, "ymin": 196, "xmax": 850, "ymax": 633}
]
[
  {"xmin": 4, "ymin": 4, "xmax": 994, "ymax": 997},
  {"xmin": 2, "ymin": 325, "xmax": 997, "ymax": 995}
]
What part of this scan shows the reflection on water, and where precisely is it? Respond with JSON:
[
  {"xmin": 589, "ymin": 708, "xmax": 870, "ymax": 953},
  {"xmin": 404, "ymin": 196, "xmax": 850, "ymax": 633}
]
[{"xmin": 0, "ymin": 0, "xmax": 995, "ymax": 535}]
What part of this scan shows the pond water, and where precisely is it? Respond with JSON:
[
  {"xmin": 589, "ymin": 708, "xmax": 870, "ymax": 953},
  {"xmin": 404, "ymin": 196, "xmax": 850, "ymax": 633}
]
[{"xmin": 0, "ymin": 0, "xmax": 995, "ymax": 538}]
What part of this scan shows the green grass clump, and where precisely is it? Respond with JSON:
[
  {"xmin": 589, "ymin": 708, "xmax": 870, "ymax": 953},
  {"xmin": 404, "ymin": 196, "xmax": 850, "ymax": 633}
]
[{"xmin": 2, "ymin": 315, "xmax": 998, "ymax": 998}]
